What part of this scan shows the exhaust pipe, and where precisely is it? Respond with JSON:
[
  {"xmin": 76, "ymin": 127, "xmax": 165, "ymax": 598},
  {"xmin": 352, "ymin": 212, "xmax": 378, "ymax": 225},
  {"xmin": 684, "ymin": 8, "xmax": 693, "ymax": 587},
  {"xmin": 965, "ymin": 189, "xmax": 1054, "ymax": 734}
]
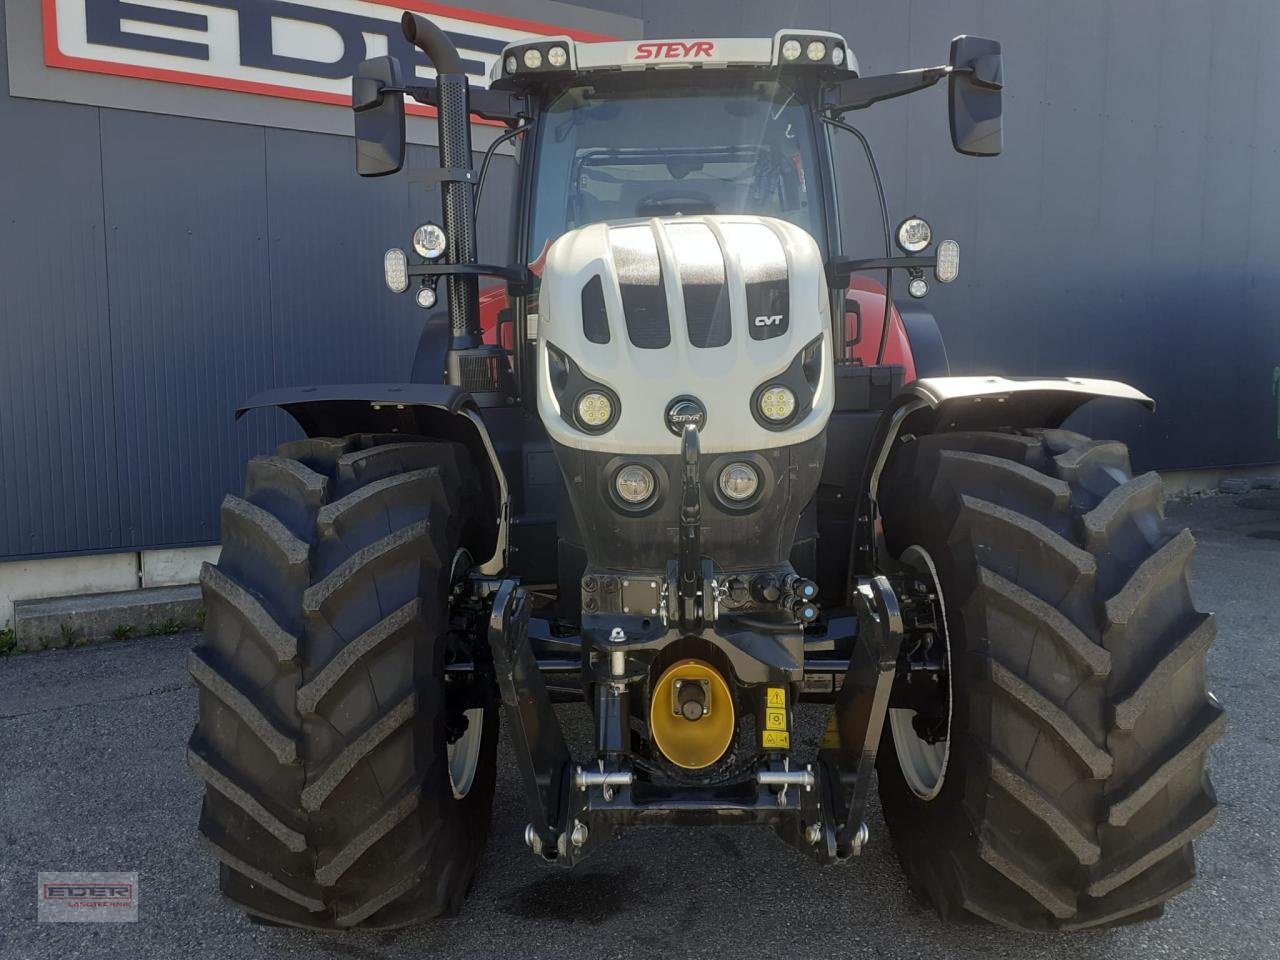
[{"xmin": 402, "ymin": 13, "xmax": 481, "ymax": 350}]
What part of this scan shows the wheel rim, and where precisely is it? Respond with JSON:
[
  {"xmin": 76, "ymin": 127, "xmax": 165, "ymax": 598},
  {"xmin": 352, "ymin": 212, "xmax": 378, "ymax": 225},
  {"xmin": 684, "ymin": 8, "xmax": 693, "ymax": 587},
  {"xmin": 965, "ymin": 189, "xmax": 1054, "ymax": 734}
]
[
  {"xmin": 448, "ymin": 707, "xmax": 485, "ymax": 800},
  {"xmin": 888, "ymin": 545, "xmax": 953, "ymax": 801},
  {"xmin": 446, "ymin": 548, "xmax": 485, "ymax": 800}
]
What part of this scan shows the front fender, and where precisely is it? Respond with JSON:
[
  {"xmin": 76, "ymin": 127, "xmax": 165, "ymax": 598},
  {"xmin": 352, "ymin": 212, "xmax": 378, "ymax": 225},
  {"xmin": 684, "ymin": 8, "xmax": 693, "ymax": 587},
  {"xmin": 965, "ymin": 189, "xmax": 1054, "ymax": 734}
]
[
  {"xmin": 237, "ymin": 383, "xmax": 509, "ymax": 574},
  {"xmin": 864, "ymin": 375, "xmax": 1154, "ymax": 501}
]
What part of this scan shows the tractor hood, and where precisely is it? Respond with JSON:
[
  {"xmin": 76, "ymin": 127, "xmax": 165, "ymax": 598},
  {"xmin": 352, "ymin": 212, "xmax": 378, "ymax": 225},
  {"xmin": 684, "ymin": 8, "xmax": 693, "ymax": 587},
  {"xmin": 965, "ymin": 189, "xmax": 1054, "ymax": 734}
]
[{"xmin": 536, "ymin": 215, "xmax": 834, "ymax": 456}]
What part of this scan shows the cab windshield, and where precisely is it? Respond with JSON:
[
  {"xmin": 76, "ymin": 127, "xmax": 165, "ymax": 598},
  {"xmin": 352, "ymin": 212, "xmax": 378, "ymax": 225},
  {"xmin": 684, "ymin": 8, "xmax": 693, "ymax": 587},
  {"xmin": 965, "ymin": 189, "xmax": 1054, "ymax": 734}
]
[{"xmin": 526, "ymin": 77, "xmax": 825, "ymax": 261}]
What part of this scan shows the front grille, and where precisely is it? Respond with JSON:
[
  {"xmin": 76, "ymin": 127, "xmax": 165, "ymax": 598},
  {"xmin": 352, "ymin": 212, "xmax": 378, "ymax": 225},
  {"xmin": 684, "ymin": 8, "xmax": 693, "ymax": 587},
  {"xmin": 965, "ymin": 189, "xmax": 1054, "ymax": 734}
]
[
  {"xmin": 667, "ymin": 221, "xmax": 731, "ymax": 348},
  {"xmin": 683, "ymin": 284, "xmax": 732, "ymax": 347},
  {"xmin": 620, "ymin": 282, "xmax": 670, "ymax": 348},
  {"xmin": 611, "ymin": 225, "xmax": 670, "ymax": 349}
]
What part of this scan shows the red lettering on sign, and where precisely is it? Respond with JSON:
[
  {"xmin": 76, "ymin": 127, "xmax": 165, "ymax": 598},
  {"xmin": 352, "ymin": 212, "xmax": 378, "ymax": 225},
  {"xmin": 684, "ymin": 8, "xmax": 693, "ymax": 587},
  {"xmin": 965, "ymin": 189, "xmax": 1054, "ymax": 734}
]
[{"xmin": 634, "ymin": 40, "xmax": 716, "ymax": 61}]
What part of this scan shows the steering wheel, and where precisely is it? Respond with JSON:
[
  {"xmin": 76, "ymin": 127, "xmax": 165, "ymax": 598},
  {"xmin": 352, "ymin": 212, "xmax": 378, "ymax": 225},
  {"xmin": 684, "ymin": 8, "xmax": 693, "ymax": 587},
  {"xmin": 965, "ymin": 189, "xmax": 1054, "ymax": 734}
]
[{"xmin": 635, "ymin": 191, "xmax": 718, "ymax": 217}]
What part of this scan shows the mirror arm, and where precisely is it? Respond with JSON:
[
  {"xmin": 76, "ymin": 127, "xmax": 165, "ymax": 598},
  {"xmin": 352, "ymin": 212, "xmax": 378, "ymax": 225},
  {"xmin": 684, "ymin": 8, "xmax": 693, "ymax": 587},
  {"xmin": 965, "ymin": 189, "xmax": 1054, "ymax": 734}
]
[
  {"xmin": 826, "ymin": 255, "xmax": 937, "ymax": 289},
  {"xmin": 826, "ymin": 65, "xmax": 949, "ymax": 115},
  {"xmin": 408, "ymin": 262, "xmax": 535, "ymax": 298},
  {"xmin": 398, "ymin": 78, "xmax": 528, "ymax": 125}
]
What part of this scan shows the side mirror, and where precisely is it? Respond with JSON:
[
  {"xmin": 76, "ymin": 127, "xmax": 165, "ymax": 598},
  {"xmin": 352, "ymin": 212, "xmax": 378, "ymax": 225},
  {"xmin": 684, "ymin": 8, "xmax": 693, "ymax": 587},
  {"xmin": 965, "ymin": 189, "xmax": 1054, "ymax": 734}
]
[
  {"xmin": 948, "ymin": 36, "xmax": 1003, "ymax": 157},
  {"xmin": 353, "ymin": 56, "xmax": 406, "ymax": 177}
]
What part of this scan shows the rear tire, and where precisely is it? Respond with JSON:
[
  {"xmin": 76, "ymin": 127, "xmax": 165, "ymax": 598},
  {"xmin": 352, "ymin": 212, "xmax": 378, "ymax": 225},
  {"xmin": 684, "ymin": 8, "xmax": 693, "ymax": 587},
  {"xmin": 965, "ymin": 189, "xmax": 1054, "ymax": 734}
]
[
  {"xmin": 188, "ymin": 434, "xmax": 498, "ymax": 929},
  {"xmin": 875, "ymin": 429, "xmax": 1223, "ymax": 931}
]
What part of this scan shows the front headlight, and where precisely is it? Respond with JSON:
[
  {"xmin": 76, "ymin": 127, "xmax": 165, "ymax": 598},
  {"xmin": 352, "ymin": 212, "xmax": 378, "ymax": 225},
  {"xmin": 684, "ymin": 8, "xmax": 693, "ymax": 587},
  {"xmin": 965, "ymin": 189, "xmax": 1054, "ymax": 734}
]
[
  {"xmin": 412, "ymin": 223, "xmax": 447, "ymax": 260},
  {"xmin": 895, "ymin": 216, "xmax": 932, "ymax": 253},
  {"xmin": 576, "ymin": 391, "xmax": 614, "ymax": 429},
  {"xmin": 614, "ymin": 464, "xmax": 657, "ymax": 505},
  {"xmin": 758, "ymin": 385, "xmax": 796, "ymax": 423},
  {"xmin": 718, "ymin": 462, "xmax": 760, "ymax": 502}
]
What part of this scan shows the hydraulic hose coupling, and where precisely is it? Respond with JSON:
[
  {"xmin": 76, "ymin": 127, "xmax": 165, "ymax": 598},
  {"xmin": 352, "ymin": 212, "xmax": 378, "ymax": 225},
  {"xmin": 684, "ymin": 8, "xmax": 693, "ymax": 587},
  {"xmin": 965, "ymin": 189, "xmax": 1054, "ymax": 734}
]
[{"xmin": 785, "ymin": 574, "xmax": 820, "ymax": 623}]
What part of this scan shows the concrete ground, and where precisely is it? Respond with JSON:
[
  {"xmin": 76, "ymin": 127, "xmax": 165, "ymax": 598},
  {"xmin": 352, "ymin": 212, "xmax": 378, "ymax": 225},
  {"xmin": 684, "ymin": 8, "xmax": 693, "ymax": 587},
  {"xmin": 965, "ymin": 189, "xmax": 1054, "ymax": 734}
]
[{"xmin": 2, "ymin": 494, "xmax": 1277, "ymax": 960}]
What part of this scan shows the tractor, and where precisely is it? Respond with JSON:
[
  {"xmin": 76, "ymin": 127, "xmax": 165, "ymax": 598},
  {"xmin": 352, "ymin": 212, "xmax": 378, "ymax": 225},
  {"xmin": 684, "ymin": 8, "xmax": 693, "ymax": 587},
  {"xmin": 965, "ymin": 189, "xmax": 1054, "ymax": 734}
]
[{"xmin": 187, "ymin": 11, "xmax": 1223, "ymax": 933}]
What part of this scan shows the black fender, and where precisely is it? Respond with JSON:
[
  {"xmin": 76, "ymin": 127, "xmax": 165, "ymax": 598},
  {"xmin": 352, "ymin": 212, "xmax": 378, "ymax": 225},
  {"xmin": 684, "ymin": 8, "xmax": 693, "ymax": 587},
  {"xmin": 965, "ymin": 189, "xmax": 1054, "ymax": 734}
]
[
  {"xmin": 852, "ymin": 376, "xmax": 1155, "ymax": 577},
  {"xmin": 894, "ymin": 299, "xmax": 951, "ymax": 378},
  {"xmin": 237, "ymin": 383, "xmax": 509, "ymax": 574}
]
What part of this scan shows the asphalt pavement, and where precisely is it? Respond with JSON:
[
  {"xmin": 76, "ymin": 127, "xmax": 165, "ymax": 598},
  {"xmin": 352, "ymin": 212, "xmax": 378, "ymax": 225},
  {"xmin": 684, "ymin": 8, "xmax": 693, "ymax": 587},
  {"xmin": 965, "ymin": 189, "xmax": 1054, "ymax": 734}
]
[{"xmin": 2, "ymin": 493, "xmax": 1277, "ymax": 960}]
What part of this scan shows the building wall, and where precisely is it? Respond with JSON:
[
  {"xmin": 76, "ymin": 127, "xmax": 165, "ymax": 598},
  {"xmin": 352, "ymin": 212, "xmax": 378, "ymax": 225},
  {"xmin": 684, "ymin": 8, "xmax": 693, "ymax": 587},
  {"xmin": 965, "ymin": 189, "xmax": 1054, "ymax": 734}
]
[{"xmin": 2, "ymin": 0, "xmax": 1279, "ymax": 563}]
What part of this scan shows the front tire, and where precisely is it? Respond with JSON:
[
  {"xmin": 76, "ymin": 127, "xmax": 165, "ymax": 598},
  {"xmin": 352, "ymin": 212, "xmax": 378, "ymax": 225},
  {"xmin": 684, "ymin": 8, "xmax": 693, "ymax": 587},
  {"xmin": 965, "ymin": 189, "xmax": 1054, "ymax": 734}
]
[
  {"xmin": 188, "ymin": 434, "xmax": 498, "ymax": 929},
  {"xmin": 875, "ymin": 429, "xmax": 1223, "ymax": 931}
]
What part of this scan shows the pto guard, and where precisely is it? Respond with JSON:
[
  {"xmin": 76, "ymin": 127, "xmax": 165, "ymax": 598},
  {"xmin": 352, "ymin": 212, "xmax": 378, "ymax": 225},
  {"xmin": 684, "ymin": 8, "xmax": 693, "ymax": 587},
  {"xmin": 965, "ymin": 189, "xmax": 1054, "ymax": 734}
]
[{"xmin": 865, "ymin": 376, "xmax": 1154, "ymax": 500}]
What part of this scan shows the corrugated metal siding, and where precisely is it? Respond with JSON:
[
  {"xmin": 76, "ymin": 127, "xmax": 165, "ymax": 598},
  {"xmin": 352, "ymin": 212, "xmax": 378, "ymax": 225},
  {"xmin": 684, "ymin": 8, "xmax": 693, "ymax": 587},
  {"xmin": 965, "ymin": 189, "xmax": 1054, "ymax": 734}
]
[
  {"xmin": 2, "ymin": 0, "xmax": 1279, "ymax": 559},
  {"xmin": 99, "ymin": 110, "xmax": 275, "ymax": 549},
  {"xmin": 0, "ymin": 8, "xmax": 512, "ymax": 557},
  {"xmin": 0, "ymin": 86, "xmax": 122, "ymax": 558}
]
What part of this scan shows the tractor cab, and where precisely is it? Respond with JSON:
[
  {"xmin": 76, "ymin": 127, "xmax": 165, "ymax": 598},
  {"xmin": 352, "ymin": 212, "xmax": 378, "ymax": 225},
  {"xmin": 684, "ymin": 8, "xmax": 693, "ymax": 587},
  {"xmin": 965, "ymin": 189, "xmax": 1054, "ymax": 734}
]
[{"xmin": 355, "ymin": 26, "xmax": 1003, "ymax": 407}]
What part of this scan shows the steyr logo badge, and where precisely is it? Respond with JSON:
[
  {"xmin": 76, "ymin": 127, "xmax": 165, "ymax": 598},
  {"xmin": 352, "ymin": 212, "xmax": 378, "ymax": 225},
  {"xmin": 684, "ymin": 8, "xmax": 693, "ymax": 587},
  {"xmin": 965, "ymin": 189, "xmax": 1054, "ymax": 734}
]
[
  {"xmin": 754, "ymin": 314, "xmax": 785, "ymax": 327},
  {"xmin": 665, "ymin": 397, "xmax": 708, "ymax": 435},
  {"xmin": 634, "ymin": 41, "xmax": 715, "ymax": 61}
]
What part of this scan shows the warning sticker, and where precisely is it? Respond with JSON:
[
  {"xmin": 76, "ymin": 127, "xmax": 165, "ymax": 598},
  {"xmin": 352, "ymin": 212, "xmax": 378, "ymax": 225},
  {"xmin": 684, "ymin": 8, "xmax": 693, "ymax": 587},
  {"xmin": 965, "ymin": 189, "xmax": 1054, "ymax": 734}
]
[
  {"xmin": 762, "ymin": 730, "xmax": 790, "ymax": 749},
  {"xmin": 765, "ymin": 708, "xmax": 787, "ymax": 731},
  {"xmin": 766, "ymin": 687, "xmax": 786, "ymax": 708}
]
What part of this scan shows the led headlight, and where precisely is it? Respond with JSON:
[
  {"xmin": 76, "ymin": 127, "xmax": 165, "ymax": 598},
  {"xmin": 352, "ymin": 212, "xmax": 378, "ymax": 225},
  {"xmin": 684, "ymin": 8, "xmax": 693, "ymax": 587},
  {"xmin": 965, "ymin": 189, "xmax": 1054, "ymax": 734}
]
[
  {"xmin": 412, "ymin": 222, "xmax": 447, "ymax": 260},
  {"xmin": 576, "ymin": 391, "xmax": 613, "ymax": 429},
  {"xmin": 908, "ymin": 277, "xmax": 929, "ymax": 299},
  {"xmin": 896, "ymin": 217, "xmax": 932, "ymax": 253},
  {"xmin": 383, "ymin": 248, "xmax": 408, "ymax": 293},
  {"xmin": 415, "ymin": 284, "xmax": 437, "ymax": 309},
  {"xmin": 614, "ymin": 464, "xmax": 656, "ymax": 505},
  {"xmin": 505, "ymin": 54, "xmax": 517, "ymax": 74},
  {"xmin": 523, "ymin": 48, "xmax": 543, "ymax": 69},
  {"xmin": 718, "ymin": 462, "xmax": 760, "ymax": 502},
  {"xmin": 831, "ymin": 45, "xmax": 845, "ymax": 66},
  {"xmin": 547, "ymin": 45, "xmax": 568, "ymax": 67},
  {"xmin": 935, "ymin": 239, "xmax": 960, "ymax": 283},
  {"xmin": 758, "ymin": 385, "xmax": 796, "ymax": 423},
  {"xmin": 806, "ymin": 40, "xmax": 827, "ymax": 61},
  {"xmin": 781, "ymin": 39, "xmax": 802, "ymax": 61}
]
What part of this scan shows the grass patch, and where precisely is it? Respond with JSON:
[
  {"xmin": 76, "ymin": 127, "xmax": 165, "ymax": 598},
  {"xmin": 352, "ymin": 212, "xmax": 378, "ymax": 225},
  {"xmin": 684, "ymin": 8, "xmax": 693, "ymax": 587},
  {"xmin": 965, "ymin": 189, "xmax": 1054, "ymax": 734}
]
[
  {"xmin": 146, "ymin": 619, "xmax": 187, "ymax": 637},
  {"xmin": 0, "ymin": 628, "xmax": 17, "ymax": 656}
]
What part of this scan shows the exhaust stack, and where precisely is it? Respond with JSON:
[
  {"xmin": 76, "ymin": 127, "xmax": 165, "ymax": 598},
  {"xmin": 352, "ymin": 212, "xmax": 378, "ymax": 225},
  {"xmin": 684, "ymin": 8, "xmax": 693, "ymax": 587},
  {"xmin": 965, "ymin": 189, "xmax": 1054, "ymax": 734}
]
[{"xmin": 402, "ymin": 13, "xmax": 481, "ymax": 350}]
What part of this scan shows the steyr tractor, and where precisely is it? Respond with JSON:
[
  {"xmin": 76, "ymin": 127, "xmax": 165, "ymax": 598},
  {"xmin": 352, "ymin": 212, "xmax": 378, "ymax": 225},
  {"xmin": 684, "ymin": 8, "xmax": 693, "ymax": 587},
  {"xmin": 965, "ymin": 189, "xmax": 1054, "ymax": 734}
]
[{"xmin": 187, "ymin": 11, "xmax": 1223, "ymax": 933}]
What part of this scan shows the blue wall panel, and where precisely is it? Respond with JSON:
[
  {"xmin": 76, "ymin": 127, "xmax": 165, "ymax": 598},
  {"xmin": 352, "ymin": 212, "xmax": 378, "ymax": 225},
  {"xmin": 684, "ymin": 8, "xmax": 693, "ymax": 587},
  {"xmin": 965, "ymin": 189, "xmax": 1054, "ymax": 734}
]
[
  {"xmin": 0, "ymin": 13, "xmax": 121, "ymax": 558},
  {"xmin": 99, "ymin": 110, "xmax": 275, "ymax": 549},
  {"xmin": 2, "ymin": 0, "xmax": 1280, "ymax": 560}
]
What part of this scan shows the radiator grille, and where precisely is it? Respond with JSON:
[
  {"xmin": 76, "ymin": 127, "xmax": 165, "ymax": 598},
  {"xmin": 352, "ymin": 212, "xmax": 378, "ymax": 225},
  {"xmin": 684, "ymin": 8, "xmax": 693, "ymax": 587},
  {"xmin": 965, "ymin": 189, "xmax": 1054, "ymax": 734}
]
[{"xmin": 611, "ymin": 224, "xmax": 670, "ymax": 349}]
